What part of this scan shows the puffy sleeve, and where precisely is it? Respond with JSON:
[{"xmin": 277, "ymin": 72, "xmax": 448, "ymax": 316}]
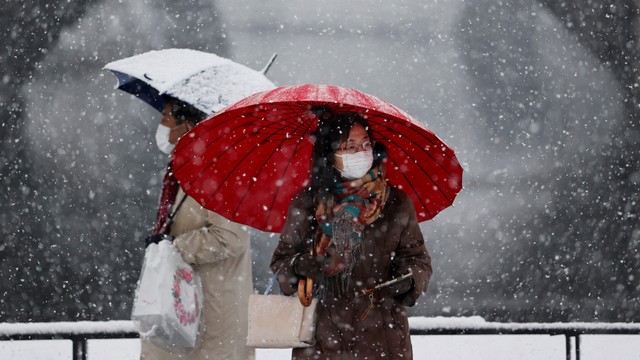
[
  {"xmin": 270, "ymin": 190, "xmax": 315, "ymax": 295},
  {"xmin": 172, "ymin": 206, "xmax": 250, "ymax": 266},
  {"xmin": 392, "ymin": 190, "xmax": 433, "ymax": 306}
]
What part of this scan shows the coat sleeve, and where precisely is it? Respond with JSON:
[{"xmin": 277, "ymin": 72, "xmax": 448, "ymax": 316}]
[
  {"xmin": 172, "ymin": 209, "xmax": 250, "ymax": 266},
  {"xmin": 270, "ymin": 191, "xmax": 314, "ymax": 296},
  {"xmin": 391, "ymin": 191, "xmax": 433, "ymax": 306}
]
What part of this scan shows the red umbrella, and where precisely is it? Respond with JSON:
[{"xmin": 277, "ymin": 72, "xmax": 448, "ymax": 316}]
[{"xmin": 172, "ymin": 84, "xmax": 463, "ymax": 233}]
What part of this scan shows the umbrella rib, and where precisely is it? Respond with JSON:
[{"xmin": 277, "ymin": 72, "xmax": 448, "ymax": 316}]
[
  {"xmin": 176, "ymin": 103, "xmax": 313, "ymax": 188},
  {"xmin": 175, "ymin": 109, "xmax": 298, "ymax": 179},
  {"xmin": 230, "ymin": 103, "xmax": 316, "ymax": 224},
  {"xmin": 176, "ymin": 117, "xmax": 289, "ymax": 212},
  {"xmin": 261, "ymin": 120, "xmax": 315, "ymax": 229},
  {"xmin": 382, "ymin": 148, "xmax": 436, "ymax": 219},
  {"xmin": 192, "ymin": 107, "xmax": 313, "ymax": 219},
  {"xmin": 174, "ymin": 115, "xmax": 256, "ymax": 179},
  {"xmin": 198, "ymin": 118, "xmax": 282, "ymax": 186},
  {"xmin": 374, "ymin": 126, "xmax": 457, "ymax": 208},
  {"xmin": 176, "ymin": 103, "xmax": 313, "ymax": 155},
  {"xmin": 375, "ymin": 120, "xmax": 461, "ymax": 176},
  {"xmin": 227, "ymin": 110, "xmax": 313, "ymax": 219},
  {"xmin": 372, "ymin": 121, "xmax": 461, "ymax": 201}
]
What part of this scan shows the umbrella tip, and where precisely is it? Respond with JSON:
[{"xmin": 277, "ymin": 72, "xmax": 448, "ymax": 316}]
[{"xmin": 261, "ymin": 53, "xmax": 278, "ymax": 75}]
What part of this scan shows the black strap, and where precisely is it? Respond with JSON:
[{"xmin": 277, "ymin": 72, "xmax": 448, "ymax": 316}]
[{"xmin": 160, "ymin": 193, "xmax": 189, "ymax": 234}]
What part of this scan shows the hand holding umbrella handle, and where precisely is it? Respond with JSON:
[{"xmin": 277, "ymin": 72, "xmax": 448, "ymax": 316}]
[
  {"xmin": 298, "ymin": 277, "xmax": 314, "ymax": 307},
  {"xmin": 297, "ymin": 249, "xmax": 315, "ymax": 307}
]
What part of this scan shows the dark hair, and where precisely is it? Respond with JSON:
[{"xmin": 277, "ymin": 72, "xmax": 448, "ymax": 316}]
[
  {"xmin": 309, "ymin": 108, "xmax": 386, "ymax": 197},
  {"xmin": 162, "ymin": 95, "xmax": 207, "ymax": 126}
]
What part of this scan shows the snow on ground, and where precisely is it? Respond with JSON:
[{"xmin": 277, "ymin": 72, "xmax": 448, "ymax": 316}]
[
  {"xmin": 1, "ymin": 318, "xmax": 639, "ymax": 359},
  {"xmin": 2, "ymin": 335, "xmax": 640, "ymax": 360}
]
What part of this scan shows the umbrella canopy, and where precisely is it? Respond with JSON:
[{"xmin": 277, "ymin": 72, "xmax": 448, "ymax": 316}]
[
  {"xmin": 103, "ymin": 48, "xmax": 276, "ymax": 114},
  {"xmin": 172, "ymin": 84, "xmax": 463, "ymax": 233}
]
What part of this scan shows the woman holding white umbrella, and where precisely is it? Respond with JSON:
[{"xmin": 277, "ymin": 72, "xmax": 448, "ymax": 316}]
[
  {"xmin": 105, "ymin": 49, "xmax": 277, "ymax": 360},
  {"xmin": 141, "ymin": 95, "xmax": 255, "ymax": 360}
]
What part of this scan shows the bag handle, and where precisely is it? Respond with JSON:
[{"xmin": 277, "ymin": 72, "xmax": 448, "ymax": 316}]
[
  {"xmin": 267, "ymin": 254, "xmax": 314, "ymax": 308},
  {"xmin": 263, "ymin": 271, "xmax": 279, "ymax": 295}
]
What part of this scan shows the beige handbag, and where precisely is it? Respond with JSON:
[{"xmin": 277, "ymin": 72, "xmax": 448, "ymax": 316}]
[{"xmin": 246, "ymin": 272, "xmax": 318, "ymax": 348}]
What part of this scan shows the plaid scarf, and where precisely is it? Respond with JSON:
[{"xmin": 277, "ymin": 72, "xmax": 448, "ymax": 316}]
[
  {"xmin": 152, "ymin": 162, "xmax": 180, "ymax": 234},
  {"xmin": 314, "ymin": 165, "xmax": 389, "ymax": 296}
]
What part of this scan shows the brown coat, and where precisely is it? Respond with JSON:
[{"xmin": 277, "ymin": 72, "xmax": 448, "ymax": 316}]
[
  {"xmin": 141, "ymin": 189, "xmax": 255, "ymax": 360},
  {"xmin": 271, "ymin": 187, "xmax": 432, "ymax": 360}
]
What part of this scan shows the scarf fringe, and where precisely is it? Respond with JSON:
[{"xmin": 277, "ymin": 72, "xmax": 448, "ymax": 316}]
[{"xmin": 314, "ymin": 164, "xmax": 389, "ymax": 301}]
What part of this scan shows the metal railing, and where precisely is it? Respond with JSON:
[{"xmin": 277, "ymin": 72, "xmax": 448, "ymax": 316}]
[
  {"xmin": 1, "ymin": 319, "xmax": 639, "ymax": 360},
  {"xmin": 0, "ymin": 321, "xmax": 138, "ymax": 360},
  {"xmin": 408, "ymin": 318, "xmax": 640, "ymax": 360}
]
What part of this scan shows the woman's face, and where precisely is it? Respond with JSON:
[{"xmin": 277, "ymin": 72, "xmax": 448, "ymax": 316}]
[
  {"xmin": 160, "ymin": 103, "xmax": 192, "ymax": 144},
  {"xmin": 334, "ymin": 123, "xmax": 371, "ymax": 172}
]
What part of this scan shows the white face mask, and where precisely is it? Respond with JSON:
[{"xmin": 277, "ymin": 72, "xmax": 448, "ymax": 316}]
[
  {"xmin": 336, "ymin": 150, "xmax": 374, "ymax": 180},
  {"xmin": 155, "ymin": 124, "xmax": 175, "ymax": 155}
]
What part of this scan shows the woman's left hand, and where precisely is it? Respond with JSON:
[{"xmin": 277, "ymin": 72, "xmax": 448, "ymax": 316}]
[{"xmin": 386, "ymin": 276, "xmax": 414, "ymax": 297}]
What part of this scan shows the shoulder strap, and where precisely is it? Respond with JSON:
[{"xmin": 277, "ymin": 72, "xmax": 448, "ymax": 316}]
[{"xmin": 160, "ymin": 193, "xmax": 189, "ymax": 234}]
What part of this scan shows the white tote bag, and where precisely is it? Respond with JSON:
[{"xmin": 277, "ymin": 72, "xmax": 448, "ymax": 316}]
[
  {"xmin": 131, "ymin": 240, "xmax": 203, "ymax": 350},
  {"xmin": 246, "ymin": 272, "xmax": 317, "ymax": 348}
]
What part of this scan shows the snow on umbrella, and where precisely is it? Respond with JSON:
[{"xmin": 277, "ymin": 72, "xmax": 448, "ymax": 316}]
[
  {"xmin": 172, "ymin": 84, "xmax": 463, "ymax": 233},
  {"xmin": 103, "ymin": 48, "xmax": 276, "ymax": 114}
]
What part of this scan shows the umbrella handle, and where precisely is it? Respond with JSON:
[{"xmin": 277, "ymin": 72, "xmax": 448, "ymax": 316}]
[
  {"xmin": 297, "ymin": 249, "xmax": 314, "ymax": 307},
  {"xmin": 297, "ymin": 278, "xmax": 314, "ymax": 307}
]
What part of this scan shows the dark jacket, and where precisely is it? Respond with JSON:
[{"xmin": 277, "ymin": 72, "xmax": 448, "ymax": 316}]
[{"xmin": 271, "ymin": 187, "xmax": 432, "ymax": 360}]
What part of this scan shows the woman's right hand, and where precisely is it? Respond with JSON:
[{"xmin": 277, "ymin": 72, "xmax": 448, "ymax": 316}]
[
  {"xmin": 144, "ymin": 233, "xmax": 174, "ymax": 248},
  {"xmin": 293, "ymin": 253, "xmax": 326, "ymax": 279}
]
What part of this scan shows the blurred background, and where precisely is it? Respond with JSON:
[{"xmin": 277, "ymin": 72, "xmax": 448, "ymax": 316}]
[{"xmin": 1, "ymin": 0, "xmax": 639, "ymax": 323}]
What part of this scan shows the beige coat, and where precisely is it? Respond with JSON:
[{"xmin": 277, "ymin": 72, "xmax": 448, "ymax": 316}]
[{"xmin": 141, "ymin": 189, "xmax": 255, "ymax": 360}]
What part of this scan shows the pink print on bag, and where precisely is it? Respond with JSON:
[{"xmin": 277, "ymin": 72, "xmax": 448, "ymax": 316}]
[{"xmin": 172, "ymin": 267, "xmax": 200, "ymax": 326}]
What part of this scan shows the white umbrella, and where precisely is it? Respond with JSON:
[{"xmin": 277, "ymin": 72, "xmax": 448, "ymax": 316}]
[{"xmin": 104, "ymin": 48, "xmax": 276, "ymax": 114}]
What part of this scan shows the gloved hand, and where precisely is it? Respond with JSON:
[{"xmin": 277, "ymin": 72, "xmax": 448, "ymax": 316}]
[
  {"xmin": 144, "ymin": 233, "xmax": 174, "ymax": 248},
  {"xmin": 293, "ymin": 253, "xmax": 326, "ymax": 279},
  {"xmin": 386, "ymin": 276, "xmax": 414, "ymax": 298}
]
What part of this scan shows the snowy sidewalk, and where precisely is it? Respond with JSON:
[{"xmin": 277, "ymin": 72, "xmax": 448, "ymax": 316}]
[{"xmin": 2, "ymin": 317, "xmax": 640, "ymax": 360}]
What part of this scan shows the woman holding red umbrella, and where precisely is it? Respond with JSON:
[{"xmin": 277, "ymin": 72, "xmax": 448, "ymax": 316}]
[{"xmin": 271, "ymin": 110, "xmax": 432, "ymax": 360}]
